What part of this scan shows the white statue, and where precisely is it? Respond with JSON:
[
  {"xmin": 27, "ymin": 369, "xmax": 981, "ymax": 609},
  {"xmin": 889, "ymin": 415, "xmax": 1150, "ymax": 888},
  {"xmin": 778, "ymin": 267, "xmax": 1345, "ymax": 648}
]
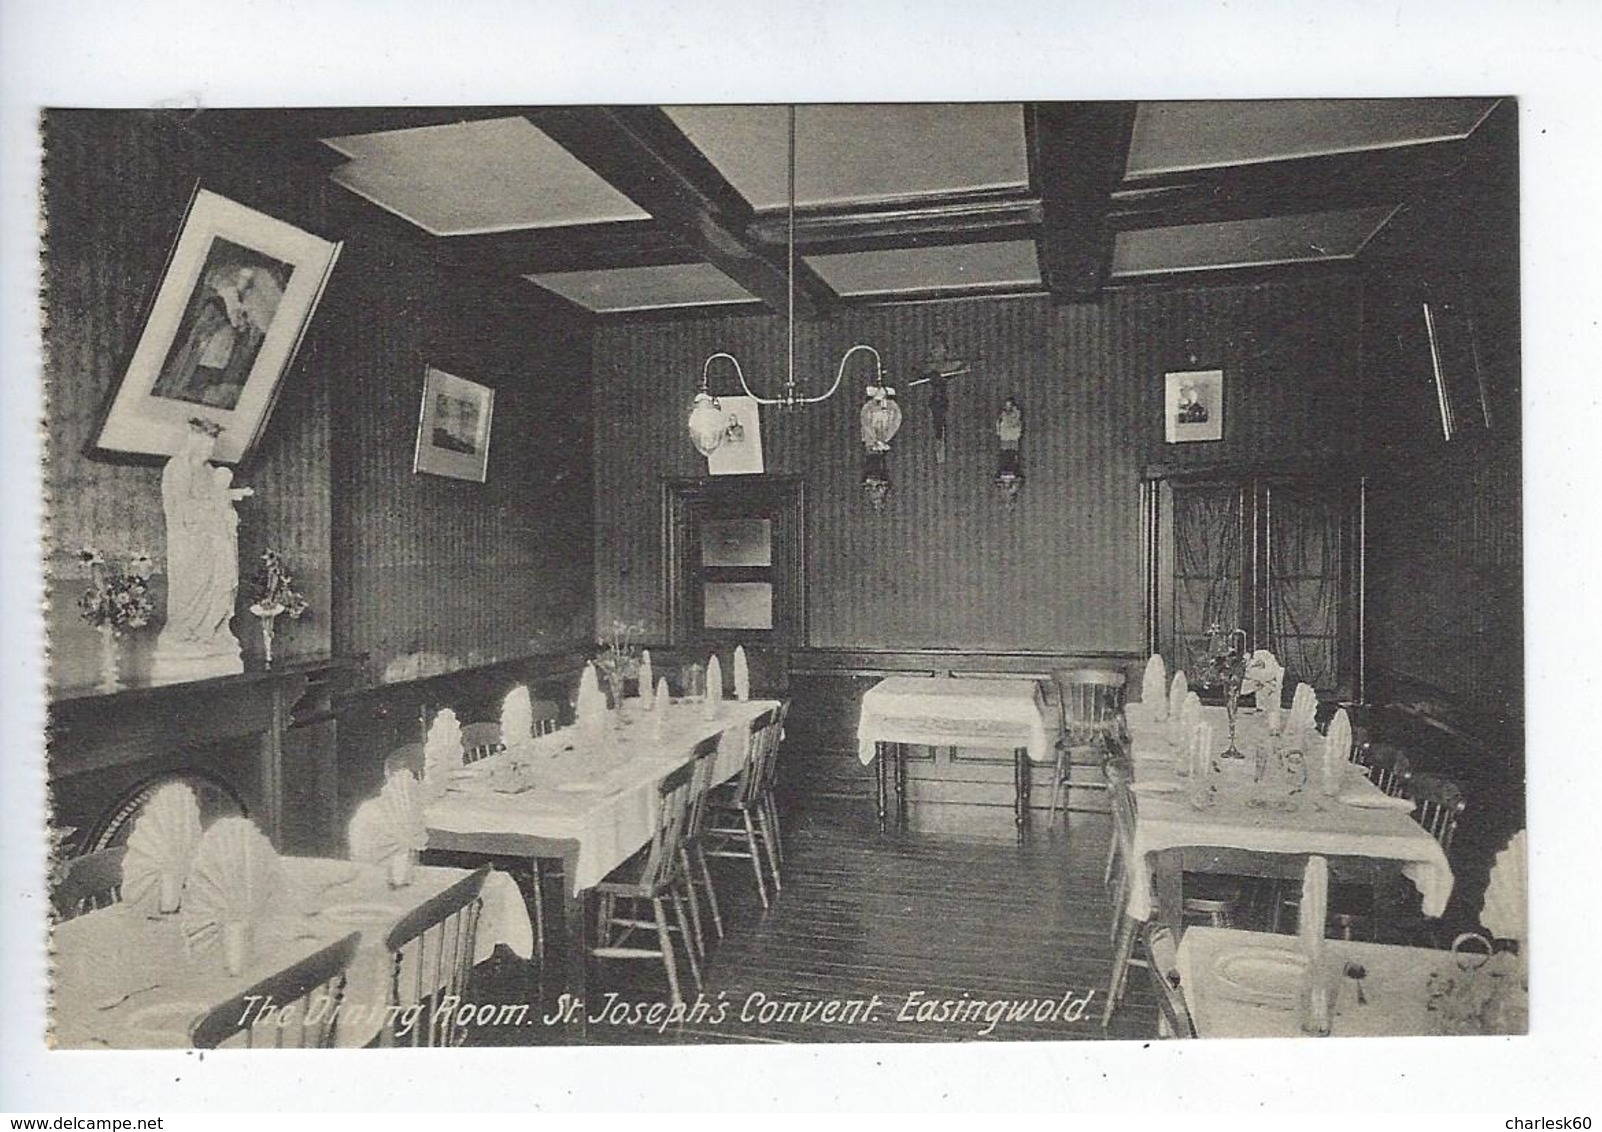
[{"xmin": 151, "ymin": 418, "xmax": 253, "ymax": 681}]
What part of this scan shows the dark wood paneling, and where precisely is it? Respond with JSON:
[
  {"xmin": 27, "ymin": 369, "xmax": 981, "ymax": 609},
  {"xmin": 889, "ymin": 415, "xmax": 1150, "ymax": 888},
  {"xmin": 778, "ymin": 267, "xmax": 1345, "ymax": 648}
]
[
  {"xmin": 594, "ymin": 281, "xmax": 1362, "ymax": 653},
  {"xmin": 326, "ymin": 237, "xmax": 596, "ymax": 686}
]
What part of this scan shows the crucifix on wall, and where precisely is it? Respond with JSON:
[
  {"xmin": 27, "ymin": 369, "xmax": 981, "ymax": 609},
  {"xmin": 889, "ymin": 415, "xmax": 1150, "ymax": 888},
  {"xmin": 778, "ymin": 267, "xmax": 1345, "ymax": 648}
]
[{"xmin": 903, "ymin": 332, "xmax": 975, "ymax": 463}]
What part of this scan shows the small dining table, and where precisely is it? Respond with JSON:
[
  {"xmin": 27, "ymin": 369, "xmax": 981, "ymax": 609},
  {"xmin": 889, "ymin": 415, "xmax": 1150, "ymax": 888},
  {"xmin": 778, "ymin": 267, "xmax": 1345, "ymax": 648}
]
[
  {"xmin": 51, "ymin": 856, "xmax": 532, "ymax": 1049},
  {"xmin": 1175, "ymin": 926, "xmax": 1525, "ymax": 1038},
  {"xmin": 1122, "ymin": 707, "xmax": 1454, "ymax": 933},
  {"xmin": 421, "ymin": 697, "xmax": 779, "ymax": 1036},
  {"xmin": 856, "ymin": 675, "xmax": 1054, "ymax": 830}
]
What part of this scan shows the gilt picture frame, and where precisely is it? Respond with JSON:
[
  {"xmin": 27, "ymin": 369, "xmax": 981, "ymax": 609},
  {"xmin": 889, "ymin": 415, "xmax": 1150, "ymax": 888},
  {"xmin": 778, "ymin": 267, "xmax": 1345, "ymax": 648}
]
[
  {"xmin": 88, "ymin": 186, "xmax": 343, "ymax": 466},
  {"xmin": 413, "ymin": 365, "xmax": 495, "ymax": 482},
  {"xmin": 1164, "ymin": 369, "xmax": 1225, "ymax": 443}
]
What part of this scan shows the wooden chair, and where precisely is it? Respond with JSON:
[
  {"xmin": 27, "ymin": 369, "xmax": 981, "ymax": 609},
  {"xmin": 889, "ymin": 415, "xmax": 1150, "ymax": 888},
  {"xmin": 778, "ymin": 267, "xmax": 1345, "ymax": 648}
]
[
  {"xmin": 384, "ymin": 742, "xmax": 426, "ymax": 780},
  {"xmin": 705, "ymin": 703, "xmax": 788, "ymax": 909},
  {"xmin": 1408, "ymin": 773, "xmax": 1467, "ymax": 853},
  {"xmin": 527, "ymin": 699, "xmax": 560, "ymax": 738},
  {"xmin": 381, "ymin": 865, "xmax": 491, "ymax": 1046},
  {"xmin": 679, "ymin": 734, "xmax": 728, "ymax": 955},
  {"xmin": 460, "ymin": 721, "xmax": 506, "ymax": 765},
  {"xmin": 592, "ymin": 760, "xmax": 702, "ymax": 1005},
  {"xmin": 190, "ymin": 932, "xmax": 362, "ymax": 1049},
  {"xmin": 1354, "ymin": 741, "xmax": 1413, "ymax": 797},
  {"xmin": 1049, "ymin": 668, "xmax": 1126, "ymax": 823},
  {"xmin": 1143, "ymin": 921, "xmax": 1196, "ymax": 1039},
  {"xmin": 50, "ymin": 846, "xmax": 126, "ymax": 920}
]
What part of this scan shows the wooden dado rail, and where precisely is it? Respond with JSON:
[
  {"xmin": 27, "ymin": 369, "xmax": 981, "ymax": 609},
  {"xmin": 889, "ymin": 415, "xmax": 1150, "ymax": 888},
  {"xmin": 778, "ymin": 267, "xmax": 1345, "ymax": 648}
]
[{"xmin": 781, "ymin": 648, "xmax": 1146, "ymax": 819}]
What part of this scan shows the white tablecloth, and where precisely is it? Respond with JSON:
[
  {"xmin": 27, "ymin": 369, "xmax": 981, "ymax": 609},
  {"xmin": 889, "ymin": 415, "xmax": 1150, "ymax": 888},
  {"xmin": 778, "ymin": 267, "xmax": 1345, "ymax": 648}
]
[
  {"xmin": 51, "ymin": 857, "xmax": 532, "ymax": 1049},
  {"xmin": 1122, "ymin": 708, "xmax": 1453, "ymax": 922},
  {"xmin": 425, "ymin": 699, "xmax": 778, "ymax": 891},
  {"xmin": 856, "ymin": 676, "xmax": 1052, "ymax": 765},
  {"xmin": 1175, "ymin": 927, "xmax": 1522, "ymax": 1038}
]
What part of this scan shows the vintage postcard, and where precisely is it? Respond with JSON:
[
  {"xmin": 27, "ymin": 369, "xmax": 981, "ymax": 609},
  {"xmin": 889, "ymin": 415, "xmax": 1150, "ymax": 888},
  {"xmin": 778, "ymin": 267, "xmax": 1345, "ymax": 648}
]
[{"xmin": 3, "ymin": 0, "xmax": 1594, "ymax": 1116}]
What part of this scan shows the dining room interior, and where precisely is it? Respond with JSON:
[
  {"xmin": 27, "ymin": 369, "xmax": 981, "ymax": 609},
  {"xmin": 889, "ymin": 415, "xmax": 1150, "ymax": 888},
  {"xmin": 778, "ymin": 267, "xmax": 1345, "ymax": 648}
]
[{"xmin": 40, "ymin": 97, "xmax": 1525, "ymax": 1047}]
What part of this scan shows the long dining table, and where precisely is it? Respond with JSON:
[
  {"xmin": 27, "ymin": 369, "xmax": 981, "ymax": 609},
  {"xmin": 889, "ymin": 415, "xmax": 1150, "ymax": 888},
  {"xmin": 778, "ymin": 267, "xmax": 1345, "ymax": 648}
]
[
  {"xmin": 51, "ymin": 857, "xmax": 532, "ymax": 1049},
  {"xmin": 1175, "ymin": 926, "xmax": 1526, "ymax": 1038},
  {"xmin": 421, "ymin": 697, "xmax": 779, "ymax": 1035},
  {"xmin": 1122, "ymin": 706, "xmax": 1454, "ymax": 934}
]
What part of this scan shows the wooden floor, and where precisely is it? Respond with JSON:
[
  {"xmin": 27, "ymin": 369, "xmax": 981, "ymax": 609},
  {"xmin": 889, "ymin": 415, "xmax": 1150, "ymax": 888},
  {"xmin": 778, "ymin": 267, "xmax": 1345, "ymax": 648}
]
[{"xmin": 465, "ymin": 798, "xmax": 1163, "ymax": 1046}]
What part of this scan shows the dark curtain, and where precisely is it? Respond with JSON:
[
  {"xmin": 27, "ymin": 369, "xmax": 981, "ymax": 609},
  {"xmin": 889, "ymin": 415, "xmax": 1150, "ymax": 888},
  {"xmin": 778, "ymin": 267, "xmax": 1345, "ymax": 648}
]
[
  {"xmin": 1265, "ymin": 482, "xmax": 1341, "ymax": 691},
  {"xmin": 1169, "ymin": 484, "xmax": 1243, "ymax": 679}
]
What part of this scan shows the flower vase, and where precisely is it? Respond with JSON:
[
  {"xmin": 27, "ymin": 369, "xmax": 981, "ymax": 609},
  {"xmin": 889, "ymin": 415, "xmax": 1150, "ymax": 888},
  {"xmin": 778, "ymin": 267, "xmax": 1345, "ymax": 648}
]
[
  {"xmin": 257, "ymin": 611, "xmax": 278, "ymax": 665},
  {"xmin": 95, "ymin": 624, "xmax": 121, "ymax": 691}
]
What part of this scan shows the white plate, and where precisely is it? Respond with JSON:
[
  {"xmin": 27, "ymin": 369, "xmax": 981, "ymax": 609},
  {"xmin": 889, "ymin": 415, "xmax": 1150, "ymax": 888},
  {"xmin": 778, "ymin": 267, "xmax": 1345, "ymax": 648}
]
[
  {"xmin": 317, "ymin": 901, "xmax": 398, "ymax": 925},
  {"xmin": 1213, "ymin": 949, "xmax": 1308, "ymax": 1001},
  {"xmin": 1130, "ymin": 780, "xmax": 1181, "ymax": 796},
  {"xmin": 1339, "ymin": 791, "xmax": 1415, "ymax": 811}
]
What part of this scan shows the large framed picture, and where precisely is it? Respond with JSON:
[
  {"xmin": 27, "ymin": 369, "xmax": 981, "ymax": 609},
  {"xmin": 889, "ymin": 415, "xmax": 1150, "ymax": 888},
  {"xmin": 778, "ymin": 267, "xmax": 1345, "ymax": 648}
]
[
  {"xmin": 1164, "ymin": 369, "xmax": 1225, "ymax": 443},
  {"xmin": 413, "ymin": 366, "xmax": 495, "ymax": 482},
  {"xmin": 89, "ymin": 187, "xmax": 342, "ymax": 465}
]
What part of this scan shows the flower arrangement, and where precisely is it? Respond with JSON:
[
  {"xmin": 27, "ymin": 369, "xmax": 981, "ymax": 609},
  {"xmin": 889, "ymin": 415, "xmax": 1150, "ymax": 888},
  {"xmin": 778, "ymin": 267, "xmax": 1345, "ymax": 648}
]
[
  {"xmin": 595, "ymin": 619, "xmax": 644, "ymax": 700},
  {"xmin": 249, "ymin": 549, "xmax": 310, "ymax": 621},
  {"xmin": 75, "ymin": 547, "xmax": 155, "ymax": 632}
]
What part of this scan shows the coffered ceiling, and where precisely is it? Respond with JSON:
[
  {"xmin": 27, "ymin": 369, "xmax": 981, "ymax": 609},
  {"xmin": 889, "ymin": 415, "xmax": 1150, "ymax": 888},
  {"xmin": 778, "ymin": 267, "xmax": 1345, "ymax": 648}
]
[{"xmin": 190, "ymin": 99, "xmax": 1506, "ymax": 316}]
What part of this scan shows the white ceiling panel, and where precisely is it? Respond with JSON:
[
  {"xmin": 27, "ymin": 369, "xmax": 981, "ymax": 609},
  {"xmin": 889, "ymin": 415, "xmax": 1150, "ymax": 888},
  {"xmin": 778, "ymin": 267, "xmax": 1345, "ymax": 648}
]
[
  {"xmin": 664, "ymin": 104, "xmax": 1030, "ymax": 211},
  {"xmin": 1126, "ymin": 98, "xmax": 1499, "ymax": 179},
  {"xmin": 1111, "ymin": 206, "xmax": 1399, "ymax": 277},
  {"xmin": 525, "ymin": 262, "xmax": 758, "ymax": 313},
  {"xmin": 324, "ymin": 116, "xmax": 650, "ymax": 236},
  {"xmin": 807, "ymin": 240, "xmax": 1041, "ymax": 297}
]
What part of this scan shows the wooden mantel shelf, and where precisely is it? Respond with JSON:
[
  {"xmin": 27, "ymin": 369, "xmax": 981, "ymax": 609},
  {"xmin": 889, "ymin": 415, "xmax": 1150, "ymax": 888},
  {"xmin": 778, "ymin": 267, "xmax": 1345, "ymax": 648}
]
[{"xmin": 48, "ymin": 656, "xmax": 361, "ymax": 850}]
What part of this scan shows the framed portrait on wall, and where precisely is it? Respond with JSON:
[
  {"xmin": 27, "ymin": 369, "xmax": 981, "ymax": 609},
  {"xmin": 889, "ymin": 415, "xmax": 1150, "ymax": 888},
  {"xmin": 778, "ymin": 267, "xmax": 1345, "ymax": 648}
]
[
  {"xmin": 88, "ymin": 186, "xmax": 343, "ymax": 465},
  {"xmin": 1164, "ymin": 369, "xmax": 1225, "ymax": 443},
  {"xmin": 413, "ymin": 365, "xmax": 495, "ymax": 482}
]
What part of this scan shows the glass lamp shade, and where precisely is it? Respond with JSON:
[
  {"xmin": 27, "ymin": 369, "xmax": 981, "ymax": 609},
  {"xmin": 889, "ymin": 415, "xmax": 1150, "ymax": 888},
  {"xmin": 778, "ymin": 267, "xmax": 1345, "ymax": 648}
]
[
  {"xmin": 860, "ymin": 392, "xmax": 903, "ymax": 452},
  {"xmin": 688, "ymin": 392, "xmax": 729, "ymax": 457}
]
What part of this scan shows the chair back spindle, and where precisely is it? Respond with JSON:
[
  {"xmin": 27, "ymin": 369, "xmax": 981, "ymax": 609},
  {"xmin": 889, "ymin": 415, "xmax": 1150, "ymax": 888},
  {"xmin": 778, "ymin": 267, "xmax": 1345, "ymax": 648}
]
[
  {"xmin": 382, "ymin": 865, "xmax": 490, "ymax": 1047},
  {"xmin": 51, "ymin": 846, "xmax": 126, "ymax": 921},
  {"xmin": 1407, "ymin": 773, "xmax": 1467, "ymax": 854}
]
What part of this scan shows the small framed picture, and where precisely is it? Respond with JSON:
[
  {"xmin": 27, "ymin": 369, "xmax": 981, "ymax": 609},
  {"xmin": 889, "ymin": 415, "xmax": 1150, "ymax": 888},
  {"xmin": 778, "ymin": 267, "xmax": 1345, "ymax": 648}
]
[
  {"xmin": 413, "ymin": 366, "xmax": 495, "ymax": 482},
  {"xmin": 88, "ymin": 187, "xmax": 343, "ymax": 465},
  {"xmin": 706, "ymin": 395, "xmax": 765, "ymax": 476},
  {"xmin": 1165, "ymin": 369, "xmax": 1224, "ymax": 443}
]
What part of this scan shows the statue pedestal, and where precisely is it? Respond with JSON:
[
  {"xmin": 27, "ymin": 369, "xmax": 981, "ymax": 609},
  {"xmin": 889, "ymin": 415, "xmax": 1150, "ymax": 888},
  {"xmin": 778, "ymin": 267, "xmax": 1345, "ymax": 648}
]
[{"xmin": 150, "ymin": 631, "xmax": 243, "ymax": 682}]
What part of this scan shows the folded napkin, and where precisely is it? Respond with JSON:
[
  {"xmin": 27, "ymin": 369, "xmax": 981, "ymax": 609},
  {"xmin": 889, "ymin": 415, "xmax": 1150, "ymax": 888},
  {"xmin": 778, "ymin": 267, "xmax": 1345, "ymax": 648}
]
[
  {"xmin": 1299, "ymin": 855, "xmax": 1329, "ymax": 964},
  {"xmin": 1190, "ymin": 720, "xmax": 1215, "ymax": 778},
  {"xmin": 1242, "ymin": 649, "xmax": 1285, "ymax": 709},
  {"xmin": 1336, "ymin": 790, "xmax": 1415, "ymax": 811},
  {"xmin": 180, "ymin": 817, "xmax": 284, "ymax": 959},
  {"xmin": 704, "ymin": 655, "xmax": 724, "ymax": 719},
  {"xmin": 1169, "ymin": 670, "xmax": 1189, "ymax": 722},
  {"xmin": 575, "ymin": 661, "xmax": 606, "ymax": 721},
  {"xmin": 350, "ymin": 771, "xmax": 429, "ymax": 863},
  {"xmin": 639, "ymin": 650, "xmax": 654, "ymax": 709},
  {"xmin": 1289, "ymin": 682, "xmax": 1318, "ymax": 735},
  {"xmin": 501, "ymin": 685, "xmax": 534, "ymax": 746},
  {"xmin": 1481, "ymin": 829, "xmax": 1527, "ymax": 944},
  {"xmin": 121, "ymin": 782, "xmax": 203, "ymax": 914},
  {"xmin": 1141, "ymin": 654, "xmax": 1168, "ymax": 721},
  {"xmin": 1323, "ymin": 707, "xmax": 1353, "ymax": 787},
  {"xmin": 424, "ymin": 707, "xmax": 463, "ymax": 797},
  {"xmin": 733, "ymin": 646, "xmax": 751, "ymax": 702}
]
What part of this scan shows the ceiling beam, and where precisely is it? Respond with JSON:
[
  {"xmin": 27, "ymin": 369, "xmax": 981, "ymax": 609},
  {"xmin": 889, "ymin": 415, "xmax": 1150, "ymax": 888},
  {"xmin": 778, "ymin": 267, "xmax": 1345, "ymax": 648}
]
[
  {"xmin": 746, "ymin": 192, "xmax": 1043, "ymax": 256},
  {"xmin": 1027, "ymin": 102, "xmax": 1138, "ymax": 301},
  {"xmin": 438, "ymin": 220, "xmax": 698, "ymax": 276},
  {"xmin": 524, "ymin": 106, "xmax": 837, "ymax": 317},
  {"xmin": 1105, "ymin": 136, "xmax": 1478, "ymax": 232}
]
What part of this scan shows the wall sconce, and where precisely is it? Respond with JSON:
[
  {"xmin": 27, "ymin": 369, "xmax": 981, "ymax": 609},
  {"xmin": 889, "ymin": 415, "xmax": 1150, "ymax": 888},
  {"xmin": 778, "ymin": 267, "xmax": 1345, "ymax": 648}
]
[
  {"xmin": 995, "ymin": 397, "xmax": 1024, "ymax": 508},
  {"xmin": 860, "ymin": 382, "xmax": 903, "ymax": 510}
]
